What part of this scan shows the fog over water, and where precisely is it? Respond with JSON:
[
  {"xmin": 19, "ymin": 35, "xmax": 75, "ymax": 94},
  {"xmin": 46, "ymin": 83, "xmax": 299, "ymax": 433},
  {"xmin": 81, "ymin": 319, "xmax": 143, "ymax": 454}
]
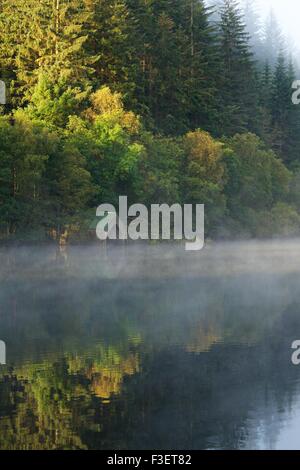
[{"xmin": 1, "ymin": 241, "xmax": 300, "ymax": 449}]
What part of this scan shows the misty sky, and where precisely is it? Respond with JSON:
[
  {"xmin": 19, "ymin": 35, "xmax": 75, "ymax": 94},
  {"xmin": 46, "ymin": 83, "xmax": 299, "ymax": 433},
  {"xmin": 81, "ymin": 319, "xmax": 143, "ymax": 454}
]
[{"xmin": 256, "ymin": 0, "xmax": 300, "ymax": 46}]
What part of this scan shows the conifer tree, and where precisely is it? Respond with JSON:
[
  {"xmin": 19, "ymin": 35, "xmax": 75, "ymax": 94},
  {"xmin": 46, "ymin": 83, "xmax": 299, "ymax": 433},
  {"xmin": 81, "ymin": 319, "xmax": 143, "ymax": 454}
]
[
  {"xmin": 270, "ymin": 54, "xmax": 291, "ymax": 156},
  {"xmin": 84, "ymin": 0, "xmax": 136, "ymax": 99},
  {"xmin": 216, "ymin": 0, "xmax": 258, "ymax": 136},
  {"xmin": 262, "ymin": 9, "xmax": 285, "ymax": 68},
  {"xmin": 0, "ymin": 0, "xmax": 95, "ymax": 105},
  {"xmin": 126, "ymin": 0, "xmax": 218, "ymax": 134},
  {"xmin": 271, "ymin": 55, "xmax": 300, "ymax": 164},
  {"xmin": 241, "ymin": 0, "xmax": 262, "ymax": 57},
  {"xmin": 256, "ymin": 61, "xmax": 273, "ymax": 145}
]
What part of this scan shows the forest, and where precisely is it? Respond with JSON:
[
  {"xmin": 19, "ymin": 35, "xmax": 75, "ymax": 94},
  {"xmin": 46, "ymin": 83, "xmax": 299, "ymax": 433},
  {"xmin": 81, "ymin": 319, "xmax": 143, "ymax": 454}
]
[{"xmin": 1, "ymin": 0, "xmax": 300, "ymax": 241}]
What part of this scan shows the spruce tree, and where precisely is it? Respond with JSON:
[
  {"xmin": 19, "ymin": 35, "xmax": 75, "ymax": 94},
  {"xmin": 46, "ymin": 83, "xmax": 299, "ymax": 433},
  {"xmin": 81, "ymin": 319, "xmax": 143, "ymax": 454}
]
[
  {"xmin": 126, "ymin": 0, "xmax": 218, "ymax": 134},
  {"xmin": 84, "ymin": 0, "xmax": 136, "ymax": 98},
  {"xmin": 241, "ymin": 0, "xmax": 262, "ymax": 58},
  {"xmin": 0, "ymin": 0, "xmax": 35, "ymax": 107},
  {"xmin": 0, "ymin": 0, "xmax": 96, "ymax": 105},
  {"xmin": 256, "ymin": 61, "xmax": 273, "ymax": 145},
  {"xmin": 270, "ymin": 53, "xmax": 291, "ymax": 157},
  {"xmin": 271, "ymin": 55, "xmax": 300, "ymax": 164},
  {"xmin": 216, "ymin": 0, "xmax": 258, "ymax": 136},
  {"xmin": 262, "ymin": 9, "xmax": 285, "ymax": 68}
]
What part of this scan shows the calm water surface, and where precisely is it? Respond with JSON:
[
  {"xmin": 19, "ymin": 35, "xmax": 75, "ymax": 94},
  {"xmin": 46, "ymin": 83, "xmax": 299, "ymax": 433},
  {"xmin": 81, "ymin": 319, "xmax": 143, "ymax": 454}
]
[{"xmin": 1, "ymin": 241, "xmax": 300, "ymax": 450}]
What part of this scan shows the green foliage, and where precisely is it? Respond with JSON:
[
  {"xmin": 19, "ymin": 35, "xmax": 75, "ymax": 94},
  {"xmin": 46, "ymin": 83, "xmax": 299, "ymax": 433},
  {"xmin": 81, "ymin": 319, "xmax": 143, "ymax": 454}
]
[
  {"xmin": 26, "ymin": 73, "xmax": 89, "ymax": 128},
  {"xmin": 223, "ymin": 133, "xmax": 292, "ymax": 236},
  {"xmin": 100, "ymin": 0, "xmax": 218, "ymax": 134},
  {"xmin": 0, "ymin": 1, "xmax": 300, "ymax": 241},
  {"xmin": 66, "ymin": 86, "xmax": 143, "ymax": 206},
  {"xmin": 0, "ymin": 109, "xmax": 95, "ymax": 239},
  {"xmin": 254, "ymin": 203, "xmax": 300, "ymax": 238},
  {"xmin": 136, "ymin": 133, "xmax": 183, "ymax": 205},
  {"xmin": 0, "ymin": 0, "xmax": 95, "ymax": 106}
]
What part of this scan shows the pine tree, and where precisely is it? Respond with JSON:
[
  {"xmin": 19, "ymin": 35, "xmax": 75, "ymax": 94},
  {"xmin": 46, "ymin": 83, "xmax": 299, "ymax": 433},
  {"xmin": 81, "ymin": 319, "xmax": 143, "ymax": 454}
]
[
  {"xmin": 0, "ymin": 0, "xmax": 96, "ymax": 105},
  {"xmin": 84, "ymin": 0, "xmax": 136, "ymax": 99},
  {"xmin": 241, "ymin": 0, "xmax": 262, "ymax": 57},
  {"xmin": 270, "ymin": 55, "xmax": 300, "ymax": 164},
  {"xmin": 216, "ymin": 0, "xmax": 258, "ymax": 136},
  {"xmin": 0, "ymin": 0, "xmax": 35, "ymax": 107},
  {"xmin": 126, "ymin": 0, "xmax": 218, "ymax": 134},
  {"xmin": 178, "ymin": 0, "xmax": 219, "ymax": 133},
  {"xmin": 270, "ymin": 53, "xmax": 291, "ymax": 157},
  {"xmin": 125, "ymin": 0, "xmax": 189, "ymax": 133},
  {"xmin": 262, "ymin": 9, "xmax": 285, "ymax": 68},
  {"xmin": 256, "ymin": 61, "xmax": 273, "ymax": 145}
]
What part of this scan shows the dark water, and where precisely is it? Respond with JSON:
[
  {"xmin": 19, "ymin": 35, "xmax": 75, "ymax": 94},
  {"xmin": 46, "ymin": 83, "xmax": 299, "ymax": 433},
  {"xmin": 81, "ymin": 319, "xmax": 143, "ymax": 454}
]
[{"xmin": 1, "ymin": 241, "xmax": 300, "ymax": 450}]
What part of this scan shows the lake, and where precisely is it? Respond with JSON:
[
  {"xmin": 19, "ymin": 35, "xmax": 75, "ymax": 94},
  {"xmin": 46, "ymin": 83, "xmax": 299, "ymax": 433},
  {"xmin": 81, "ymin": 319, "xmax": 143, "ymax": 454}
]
[{"xmin": 1, "ymin": 240, "xmax": 300, "ymax": 450}]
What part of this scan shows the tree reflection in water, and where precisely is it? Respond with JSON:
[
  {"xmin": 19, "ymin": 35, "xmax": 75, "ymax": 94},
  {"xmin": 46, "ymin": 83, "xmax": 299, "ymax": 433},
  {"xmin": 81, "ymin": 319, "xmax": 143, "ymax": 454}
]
[{"xmin": 0, "ymin": 243, "xmax": 300, "ymax": 449}]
